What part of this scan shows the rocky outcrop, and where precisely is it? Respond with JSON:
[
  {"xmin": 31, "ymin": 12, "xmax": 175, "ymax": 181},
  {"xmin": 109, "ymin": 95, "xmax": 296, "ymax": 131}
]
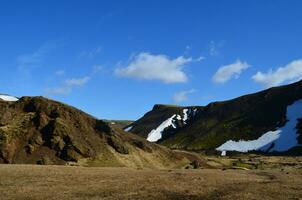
[{"xmin": 0, "ymin": 96, "xmax": 199, "ymax": 168}]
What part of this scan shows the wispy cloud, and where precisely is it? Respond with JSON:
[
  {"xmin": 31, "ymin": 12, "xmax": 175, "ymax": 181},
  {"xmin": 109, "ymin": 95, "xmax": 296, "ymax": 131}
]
[
  {"xmin": 212, "ymin": 60, "xmax": 250, "ymax": 84},
  {"xmin": 45, "ymin": 76, "xmax": 91, "ymax": 96},
  {"xmin": 79, "ymin": 46, "xmax": 102, "ymax": 59},
  {"xmin": 209, "ymin": 40, "xmax": 224, "ymax": 56},
  {"xmin": 91, "ymin": 65, "xmax": 103, "ymax": 75},
  {"xmin": 65, "ymin": 76, "xmax": 91, "ymax": 86},
  {"xmin": 45, "ymin": 63, "xmax": 103, "ymax": 97},
  {"xmin": 115, "ymin": 52, "xmax": 193, "ymax": 84},
  {"xmin": 45, "ymin": 86, "xmax": 72, "ymax": 96},
  {"xmin": 172, "ymin": 89, "xmax": 195, "ymax": 103},
  {"xmin": 252, "ymin": 59, "xmax": 302, "ymax": 88},
  {"xmin": 196, "ymin": 56, "xmax": 205, "ymax": 62},
  {"xmin": 17, "ymin": 42, "xmax": 56, "ymax": 70}
]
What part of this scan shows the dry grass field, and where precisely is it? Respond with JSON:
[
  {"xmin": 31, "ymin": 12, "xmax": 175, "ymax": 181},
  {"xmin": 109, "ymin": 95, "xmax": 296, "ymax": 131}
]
[{"xmin": 0, "ymin": 161, "xmax": 302, "ymax": 200}]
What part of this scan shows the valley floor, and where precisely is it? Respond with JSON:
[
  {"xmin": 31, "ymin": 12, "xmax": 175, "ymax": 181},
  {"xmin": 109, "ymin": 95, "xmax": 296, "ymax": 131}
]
[{"xmin": 0, "ymin": 162, "xmax": 302, "ymax": 200}]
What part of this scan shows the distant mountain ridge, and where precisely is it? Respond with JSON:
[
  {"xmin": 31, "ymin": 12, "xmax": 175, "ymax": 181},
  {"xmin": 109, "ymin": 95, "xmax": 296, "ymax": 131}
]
[{"xmin": 127, "ymin": 80, "xmax": 302, "ymax": 155}]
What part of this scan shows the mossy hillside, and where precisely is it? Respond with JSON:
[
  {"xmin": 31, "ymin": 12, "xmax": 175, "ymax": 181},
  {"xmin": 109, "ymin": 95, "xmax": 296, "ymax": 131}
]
[
  {"xmin": 0, "ymin": 113, "xmax": 36, "ymax": 162},
  {"xmin": 131, "ymin": 79, "xmax": 302, "ymax": 152},
  {"xmin": 0, "ymin": 96, "xmax": 201, "ymax": 168}
]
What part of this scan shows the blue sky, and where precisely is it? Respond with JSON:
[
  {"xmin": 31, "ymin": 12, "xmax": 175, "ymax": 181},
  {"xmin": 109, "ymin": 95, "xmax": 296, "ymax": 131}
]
[{"xmin": 1, "ymin": 0, "xmax": 302, "ymax": 120}]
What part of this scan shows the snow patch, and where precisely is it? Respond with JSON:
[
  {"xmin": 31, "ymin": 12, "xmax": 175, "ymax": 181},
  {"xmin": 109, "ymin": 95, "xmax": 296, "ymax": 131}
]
[
  {"xmin": 146, "ymin": 107, "xmax": 198, "ymax": 142},
  {"xmin": 0, "ymin": 94, "xmax": 18, "ymax": 102},
  {"xmin": 183, "ymin": 109, "xmax": 189, "ymax": 123},
  {"xmin": 124, "ymin": 126, "xmax": 132, "ymax": 132},
  {"xmin": 216, "ymin": 130, "xmax": 281, "ymax": 153},
  {"xmin": 193, "ymin": 108, "xmax": 198, "ymax": 115},
  {"xmin": 147, "ymin": 114, "xmax": 176, "ymax": 142},
  {"xmin": 268, "ymin": 100, "xmax": 302, "ymax": 151},
  {"xmin": 216, "ymin": 99, "xmax": 302, "ymax": 154}
]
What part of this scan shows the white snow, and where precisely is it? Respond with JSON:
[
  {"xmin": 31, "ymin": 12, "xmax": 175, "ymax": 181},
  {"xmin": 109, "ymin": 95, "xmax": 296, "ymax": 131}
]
[
  {"xmin": 147, "ymin": 114, "xmax": 176, "ymax": 142},
  {"xmin": 183, "ymin": 109, "xmax": 189, "ymax": 123},
  {"xmin": 193, "ymin": 108, "xmax": 198, "ymax": 115},
  {"xmin": 0, "ymin": 94, "xmax": 18, "ymax": 102},
  {"xmin": 268, "ymin": 99, "xmax": 302, "ymax": 151},
  {"xmin": 124, "ymin": 126, "xmax": 132, "ymax": 132},
  {"xmin": 146, "ymin": 108, "xmax": 198, "ymax": 142},
  {"xmin": 216, "ymin": 130, "xmax": 281, "ymax": 153},
  {"xmin": 216, "ymin": 99, "xmax": 302, "ymax": 154},
  {"xmin": 221, "ymin": 151, "xmax": 226, "ymax": 156}
]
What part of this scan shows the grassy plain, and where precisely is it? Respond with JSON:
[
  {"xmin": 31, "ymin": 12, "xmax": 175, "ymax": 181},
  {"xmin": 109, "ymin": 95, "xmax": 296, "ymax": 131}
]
[{"xmin": 1, "ymin": 155, "xmax": 302, "ymax": 200}]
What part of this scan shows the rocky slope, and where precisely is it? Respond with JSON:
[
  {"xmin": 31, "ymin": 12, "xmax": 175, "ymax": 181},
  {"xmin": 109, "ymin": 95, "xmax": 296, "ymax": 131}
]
[
  {"xmin": 127, "ymin": 80, "xmax": 302, "ymax": 154},
  {"xmin": 0, "ymin": 96, "xmax": 202, "ymax": 168}
]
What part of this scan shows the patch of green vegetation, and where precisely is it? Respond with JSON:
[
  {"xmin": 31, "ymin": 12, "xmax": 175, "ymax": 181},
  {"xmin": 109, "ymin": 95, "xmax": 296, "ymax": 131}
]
[
  {"xmin": 0, "ymin": 129, "xmax": 8, "ymax": 148},
  {"xmin": 232, "ymin": 161, "xmax": 254, "ymax": 169},
  {"xmin": 0, "ymin": 113, "xmax": 35, "ymax": 148},
  {"xmin": 107, "ymin": 136, "xmax": 129, "ymax": 154},
  {"xmin": 158, "ymin": 104, "xmax": 181, "ymax": 108}
]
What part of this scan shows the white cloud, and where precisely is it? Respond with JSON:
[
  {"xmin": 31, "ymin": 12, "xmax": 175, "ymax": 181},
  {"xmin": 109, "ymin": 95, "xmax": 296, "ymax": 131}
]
[
  {"xmin": 212, "ymin": 60, "xmax": 250, "ymax": 84},
  {"xmin": 196, "ymin": 56, "xmax": 205, "ymax": 62},
  {"xmin": 252, "ymin": 59, "xmax": 302, "ymax": 88},
  {"xmin": 65, "ymin": 76, "xmax": 91, "ymax": 86},
  {"xmin": 115, "ymin": 52, "xmax": 192, "ymax": 83},
  {"xmin": 172, "ymin": 89, "xmax": 195, "ymax": 103},
  {"xmin": 45, "ymin": 86, "xmax": 71, "ymax": 96}
]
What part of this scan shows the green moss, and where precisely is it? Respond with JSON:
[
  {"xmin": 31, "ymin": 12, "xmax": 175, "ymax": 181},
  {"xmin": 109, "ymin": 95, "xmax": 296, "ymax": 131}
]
[
  {"xmin": 232, "ymin": 160, "xmax": 255, "ymax": 169},
  {"xmin": 0, "ymin": 130, "xmax": 8, "ymax": 148},
  {"xmin": 0, "ymin": 113, "xmax": 35, "ymax": 148},
  {"xmin": 107, "ymin": 136, "xmax": 129, "ymax": 154}
]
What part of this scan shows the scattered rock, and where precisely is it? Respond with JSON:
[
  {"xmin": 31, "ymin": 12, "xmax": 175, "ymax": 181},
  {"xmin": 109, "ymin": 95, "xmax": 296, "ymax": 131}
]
[
  {"xmin": 26, "ymin": 144, "xmax": 35, "ymax": 154},
  {"xmin": 131, "ymin": 140, "xmax": 153, "ymax": 153},
  {"xmin": 107, "ymin": 136, "xmax": 129, "ymax": 154},
  {"xmin": 37, "ymin": 156, "xmax": 53, "ymax": 165},
  {"xmin": 190, "ymin": 160, "xmax": 202, "ymax": 169}
]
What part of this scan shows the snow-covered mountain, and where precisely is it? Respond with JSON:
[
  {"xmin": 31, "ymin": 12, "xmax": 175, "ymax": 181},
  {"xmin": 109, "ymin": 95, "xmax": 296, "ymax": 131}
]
[
  {"xmin": 127, "ymin": 80, "xmax": 302, "ymax": 155},
  {"xmin": 216, "ymin": 99, "xmax": 302, "ymax": 155},
  {"xmin": 145, "ymin": 108, "xmax": 198, "ymax": 142},
  {"xmin": 0, "ymin": 94, "xmax": 18, "ymax": 102}
]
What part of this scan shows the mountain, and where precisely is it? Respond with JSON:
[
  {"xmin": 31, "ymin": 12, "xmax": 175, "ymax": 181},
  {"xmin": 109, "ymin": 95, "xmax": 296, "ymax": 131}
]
[
  {"xmin": 103, "ymin": 119, "xmax": 134, "ymax": 129},
  {"xmin": 0, "ymin": 96, "xmax": 202, "ymax": 168},
  {"xmin": 0, "ymin": 94, "xmax": 19, "ymax": 102},
  {"xmin": 126, "ymin": 80, "xmax": 302, "ymax": 155}
]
